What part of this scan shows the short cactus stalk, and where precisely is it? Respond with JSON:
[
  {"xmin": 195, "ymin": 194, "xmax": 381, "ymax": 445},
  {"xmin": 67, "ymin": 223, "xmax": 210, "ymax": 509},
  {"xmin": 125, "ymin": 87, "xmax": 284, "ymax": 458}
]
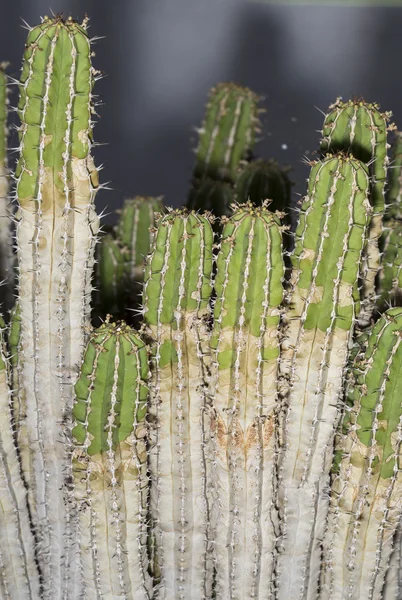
[
  {"xmin": 13, "ymin": 15, "xmax": 100, "ymax": 598},
  {"xmin": 0, "ymin": 315, "xmax": 41, "ymax": 599},
  {"xmin": 72, "ymin": 319, "xmax": 152, "ymax": 599},
  {"xmin": 320, "ymin": 98, "xmax": 393, "ymax": 324},
  {"xmin": 142, "ymin": 209, "xmax": 214, "ymax": 599},
  {"xmin": 378, "ymin": 218, "xmax": 402, "ymax": 308},
  {"xmin": 320, "ymin": 308, "xmax": 402, "ymax": 600},
  {"xmin": 277, "ymin": 153, "xmax": 371, "ymax": 600},
  {"xmin": 97, "ymin": 233, "xmax": 125, "ymax": 318},
  {"xmin": 384, "ymin": 130, "xmax": 402, "ymax": 222},
  {"xmin": 188, "ymin": 82, "xmax": 261, "ymax": 216},
  {"xmin": 0, "ymin": 63, "xmax": 13, "ymax": 312},
  {"xmin": 208, "ymin": 201, "xmax": 284, "ymax": 599}
]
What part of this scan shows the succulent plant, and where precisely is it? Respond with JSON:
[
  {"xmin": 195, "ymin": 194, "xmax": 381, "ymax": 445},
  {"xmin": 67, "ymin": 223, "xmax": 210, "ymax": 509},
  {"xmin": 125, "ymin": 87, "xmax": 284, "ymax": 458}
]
[{"xmin": 1, "ymin": 13, "xmax": 402, "ymax": 600}]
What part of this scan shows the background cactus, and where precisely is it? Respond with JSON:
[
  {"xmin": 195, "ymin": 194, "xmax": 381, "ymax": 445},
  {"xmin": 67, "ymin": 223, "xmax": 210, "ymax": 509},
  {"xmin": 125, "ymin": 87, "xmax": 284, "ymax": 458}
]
[{"xmin": 1, "ymin": 12, "xmax": 402, "ymax": 600}]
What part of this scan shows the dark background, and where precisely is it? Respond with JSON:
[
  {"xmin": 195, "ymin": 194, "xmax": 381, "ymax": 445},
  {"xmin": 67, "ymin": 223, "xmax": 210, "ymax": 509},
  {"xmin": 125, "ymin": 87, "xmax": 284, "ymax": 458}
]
[{"xmin": 1, "ymin": 0, "xmax": 402, "ymax": 224}]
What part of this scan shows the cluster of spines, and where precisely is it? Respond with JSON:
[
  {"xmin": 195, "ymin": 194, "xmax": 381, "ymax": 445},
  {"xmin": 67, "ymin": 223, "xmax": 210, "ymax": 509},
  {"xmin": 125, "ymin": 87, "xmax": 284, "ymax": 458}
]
[{"xmin": 71, "ymin": 319, "xmax": 152, "ymax": 599}]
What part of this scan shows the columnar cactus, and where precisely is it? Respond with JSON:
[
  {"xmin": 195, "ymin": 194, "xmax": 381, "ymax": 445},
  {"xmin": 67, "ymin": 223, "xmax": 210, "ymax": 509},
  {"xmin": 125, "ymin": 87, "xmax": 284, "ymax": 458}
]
[
  {"xmin": 72, "ymin": 320, "xmax": 151, "ymax": 599},
  {"xmin": 142, "ymin": 209, "xmax": 214, "ymax": 599},
  {"xmin": 320, "ymin": 98, "xmax": 393, "ymax": 322},
  {"xmin": 0, "ymin": 315, "xmax": 40, "ymax": 599},
  {"xmin": 208, "ymin": 201, "xmax": 284, "ymax": 599},
  {"xmin": 320, "ymin": 308, "xmax": 402, "ymax": 600},
  {"xmin": 97, "ymin": 234, "xmax": 125, "ymax": 317},
  {"xmin": 277, "ymin": 153, "xmax": 371, "ymax": 599},
  {"xmin": 13, "ymin": 15, "xmax": 99, "ymax": 598}
]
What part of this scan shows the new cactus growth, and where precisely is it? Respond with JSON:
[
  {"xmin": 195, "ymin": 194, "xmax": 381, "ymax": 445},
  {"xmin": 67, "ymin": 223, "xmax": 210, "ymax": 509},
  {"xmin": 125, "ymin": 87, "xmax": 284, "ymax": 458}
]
[
  {"xmin": 209, "ymin": 201, "xmax": 284, "ymax": 599},
  {"xmin": 142, "ymin": 209, "xmax": 214, "ymax": 599},
  {"xmin": 13, "ymin": 15, "xmax": 99, "ymax": 598},
  {"xmin": 320, "ymin": 308, "xmax": 402, "ymax": 600},
  {"xmin": 72, "ymin": 319, "xmax": 151, "ymax": 599},
  {"xmin": 320, "ymin": 98, "xmax": 393, "ymax": 321},
  {"xmin": 277, "ymin": 153, "xmax": 371, "ymax": 599}
]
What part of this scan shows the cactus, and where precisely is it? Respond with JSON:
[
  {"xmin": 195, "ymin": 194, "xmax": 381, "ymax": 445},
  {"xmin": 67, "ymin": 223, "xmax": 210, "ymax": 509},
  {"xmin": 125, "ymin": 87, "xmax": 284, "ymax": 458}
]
[
  {"xmin": 276, "ymin": 153, "xmax": 371, "ymax": 599},
  {"xmin": 320, "ymin": 308, "xmax": 402, "ymax": 600},
  {"xmin": 208, "ymin": 201, "xmax": 284, "ymax": 599},
  {"xmin": 13, "ymin": 15, "xmax": 100, "ymax": 598},
  {"xmin": 385, "ymin": 130, "xmax": 402, "ymax": 222},
  {"xmin": 0, "ymin": 314, "xmax": 41, "ymax": 599},
  {"xmin": 72, "ymin": 319, "xmax": 151, "ymax": 599},
  {"xmin": 3, "ymin": 12, "xmax": 402, "ymax": 600},
  {"xmin": 320, "ymin": 98, "xmax": 393, "ymax": 324},
  {"xmin": 142, "ymin": 209, "xmax": 214, "ymax": 599}
]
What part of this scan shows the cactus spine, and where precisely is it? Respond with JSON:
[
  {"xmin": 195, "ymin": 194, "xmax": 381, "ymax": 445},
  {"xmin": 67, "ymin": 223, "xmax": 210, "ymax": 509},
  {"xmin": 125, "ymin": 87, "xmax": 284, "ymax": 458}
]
[
  {"xmin": 72, "ymin": 320, "xmax": 151, "ymax": 599},
  {"xmin": 13, "ymin": 16, "xmax": 99, "ymax": 598},
  {"xmin": 209, "ymin": 202, "xmax": 284, "ymax": 599},
  {"xmin": 277, "ymin": 153, "xmax": 371, "ymax": 599},
  {"xmin": 320, "ymin": 308, "xmax": 402, "ymax": 600},
  {"xmin": 142, "ymin": 209, "xmax": 214, "ymax": 599},
  {"xmin": 0, "ymin": 315, "xmax": 40, "ymax": 599}
]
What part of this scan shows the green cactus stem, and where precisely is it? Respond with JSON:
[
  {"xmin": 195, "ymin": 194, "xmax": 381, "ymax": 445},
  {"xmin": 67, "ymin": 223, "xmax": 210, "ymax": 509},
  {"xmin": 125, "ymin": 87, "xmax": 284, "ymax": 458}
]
[
  {"xmin": 187, "ymin": 178, "xmax": 233, "ymax": 220},
  {"xmin": 0, "ymin": 62, "xmax": 13, "ymax": 312},
  {"xmin": 142, "ymin": 209, "xmax": 214, "ymax": 599},
  {"xmin": 13, "ymin": 15, "xmax": 100, "ymax": 598},
  {"xmin": 97, "ymin": 233, "xmax": 125, "ymax": 318},
  {"xmin": 72, "ymin": 319, "xmax": 151, "ymax": 599},
  {"xmin": 0, "ymin": 315, "xmax": 41, "ymax": 599},
  {"xmin": 320, "ymin": 98, "xmax": 394, "ymax": 325},
  {"xmin": 320, "ymin": 308, "xmax": 402, "ymax": 600},
  {"xmin": 378, "ymin": 219, "xmax": 402, "ymax": 309},
  {"xmin": 208, "ymin": 201, "xmax": 284, "ymax": 599},
  {"xmin": 116, "ymin": 195, "xmax": 164, "ymax": 282},
  {"xmin": 277, "ymin": 153, "xmax": 371, "ymax": 600},
  {"xmin": 385, "ymin": 130, "xmax": 402, "ymax": 222}
]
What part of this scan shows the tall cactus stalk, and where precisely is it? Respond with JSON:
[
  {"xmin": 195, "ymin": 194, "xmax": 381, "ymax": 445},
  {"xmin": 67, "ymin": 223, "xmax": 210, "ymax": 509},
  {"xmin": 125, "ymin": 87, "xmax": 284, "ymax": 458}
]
[
  {"xmin": 208, "ymin": 201, "xmax": 284, "ymax": 599},
  {"xmin": 142, "ymin": 209, "xmax": 214, "ymax": 599},
  {"xmin": 13, "ymin": 15, "xmax": 100, "ymax": 598},
  {"xmin": 0, "ymin": 315, "xmax": 41, "ymax": 599},
  {"xmin": 320, "ymin": 308, "xmax": 402, "ymax": 600},
  {"xmin": 277, "ymin": 153, "xmax": 371, "ymax": 599},
  {"xmin": 72, "ymin": 320, "xmax": 152, "ymax": 599},
  {"xmin": 0, "ymin": 63, "xmax": 13, "ymax": 311},
  {"xmin": 320, "ymin": 99, "xmax": 393, "ymax": 324}
]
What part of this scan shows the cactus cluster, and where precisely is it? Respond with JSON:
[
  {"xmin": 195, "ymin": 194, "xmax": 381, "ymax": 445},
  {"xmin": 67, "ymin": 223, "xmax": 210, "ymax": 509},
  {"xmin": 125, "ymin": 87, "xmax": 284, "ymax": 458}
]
[{"xmin": 1, "ymin": 13, "xmax": 402, "ymax": 600}]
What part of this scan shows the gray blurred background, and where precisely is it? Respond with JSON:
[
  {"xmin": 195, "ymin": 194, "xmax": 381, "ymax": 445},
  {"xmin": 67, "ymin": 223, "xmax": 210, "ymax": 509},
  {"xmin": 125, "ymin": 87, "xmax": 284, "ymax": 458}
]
[{"xmin": 1, "ymin": 0, "xmax": 402, "ymax": 223}]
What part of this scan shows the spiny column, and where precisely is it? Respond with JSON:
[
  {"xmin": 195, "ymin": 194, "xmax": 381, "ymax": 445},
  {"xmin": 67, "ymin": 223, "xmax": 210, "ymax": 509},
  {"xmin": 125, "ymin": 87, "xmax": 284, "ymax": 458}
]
[
  {"xmin": 13, "ymin": 15, "xmax": 100, "ymax": 598},
  {"xmin": 277, "ymin": 153, "xmax": 371, "ymax": 600},
  {"xmin": 142, "ymin": 209, "xmax": 214, "ymax": 599},
  {"xmin": 209, "ymin": 201, "xmax": 284, "ymax": 599},
  {"xmin": 0, "ymin": 314, "xmax": 40, "ymax": 599},
  {"xmin": 320, "ymin": 308, "xmax": 402, "ymax": 600},
  {"xmin": 320, "ymin": 98, "xmax": 393, "ymax": 324},
  {"xmin": 72, "ymin": 320, "xmax": 152, "ymax": 600}
]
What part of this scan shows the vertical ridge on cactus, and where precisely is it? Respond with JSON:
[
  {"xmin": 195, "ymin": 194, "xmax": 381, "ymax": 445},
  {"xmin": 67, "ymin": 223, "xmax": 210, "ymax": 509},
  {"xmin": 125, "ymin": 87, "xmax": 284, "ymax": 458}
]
[
  {"xmin": 142, "ymin": 209, "xmax": 214, "ymax": 599},
  {"xmin": 72, "ymin": 319, "xmax": 152, "ymax": 599},
  {"xmin": 13, "ymin": 15, "xmax": 100, "ymax": 598},
  {"xmin": 0, "ymin": 314, "xmax": 41, "ymax": 599},
  {"xmin": 277, "ymin": 153, "xmax": 371, "ymax": 600},
  {"xmin": 320, "ymin": 308, "xmax": 402, "ymax": 600},
  {"xmin": 209, "ymin": 201, "xmax": 284, "ymax": 599},
  {"xmin": 320, "ymin": 98, "xmax": 393, "ymax": 322}
]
